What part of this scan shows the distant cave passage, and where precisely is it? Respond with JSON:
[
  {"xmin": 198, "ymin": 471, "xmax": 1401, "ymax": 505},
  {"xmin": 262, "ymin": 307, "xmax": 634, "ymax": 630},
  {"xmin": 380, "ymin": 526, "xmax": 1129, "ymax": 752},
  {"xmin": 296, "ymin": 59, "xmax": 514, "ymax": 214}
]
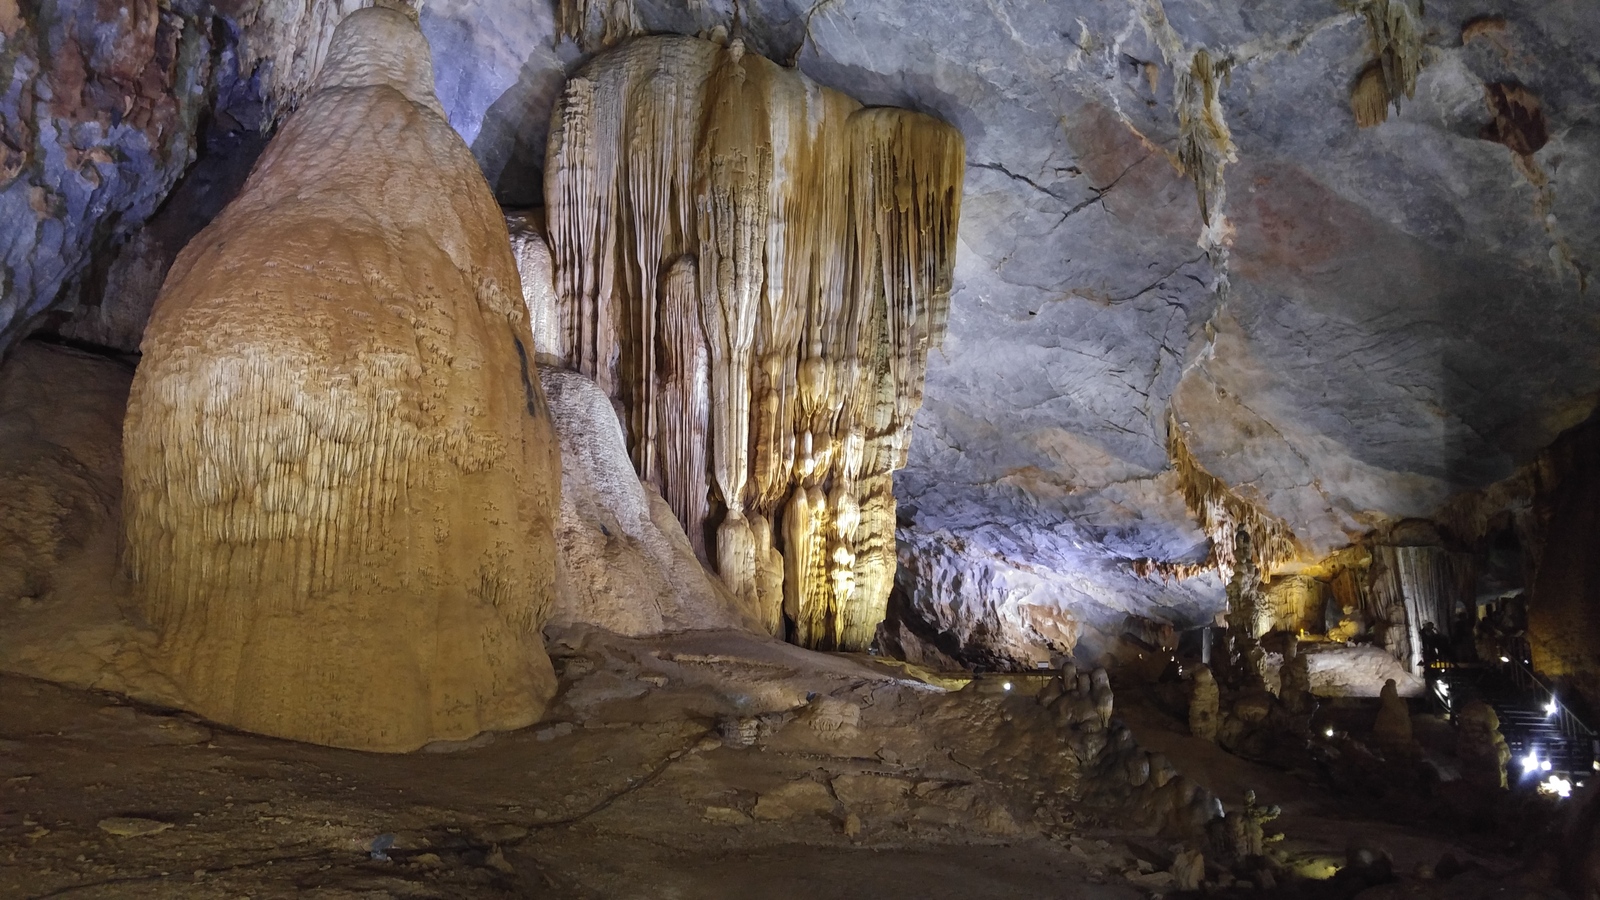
[{"xmin": 539, "ymin": 34, "xmax": 965, "ymax": 650}]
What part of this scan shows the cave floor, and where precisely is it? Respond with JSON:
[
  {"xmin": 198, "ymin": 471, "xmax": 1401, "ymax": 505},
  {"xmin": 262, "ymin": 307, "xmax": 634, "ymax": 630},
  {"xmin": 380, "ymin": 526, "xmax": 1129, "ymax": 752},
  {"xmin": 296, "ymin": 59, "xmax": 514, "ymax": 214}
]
[
  {"xmin": 0, "ymin": 629, "xmax": 1145, "ymax": 900},
  {"xmin": 0, "ymin": 628, "xmax": 1568, "ymax": 899}
]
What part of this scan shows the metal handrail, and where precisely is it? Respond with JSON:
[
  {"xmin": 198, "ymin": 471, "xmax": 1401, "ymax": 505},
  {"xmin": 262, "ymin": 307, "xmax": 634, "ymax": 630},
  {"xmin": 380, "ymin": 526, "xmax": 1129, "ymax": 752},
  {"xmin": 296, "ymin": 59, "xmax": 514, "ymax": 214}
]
[{"xmin": 1500, "ymin": 655, "xmax": 1595, "ymax": 740}]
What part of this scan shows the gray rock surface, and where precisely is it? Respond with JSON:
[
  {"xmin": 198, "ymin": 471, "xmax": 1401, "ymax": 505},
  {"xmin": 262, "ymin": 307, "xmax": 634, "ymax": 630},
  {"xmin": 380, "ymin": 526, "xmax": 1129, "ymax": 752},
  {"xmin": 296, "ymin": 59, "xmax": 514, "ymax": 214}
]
[
  {"xmin": 0, "ymin": 0, "xmax": 224, "ymax": 359},
  {"xmin": 541, "ymin": 366, "xmax": 763, "ymax": 635},
  {"xmin": 3, "ymin": 0, "xmax": 1597, "ymax": 665}
]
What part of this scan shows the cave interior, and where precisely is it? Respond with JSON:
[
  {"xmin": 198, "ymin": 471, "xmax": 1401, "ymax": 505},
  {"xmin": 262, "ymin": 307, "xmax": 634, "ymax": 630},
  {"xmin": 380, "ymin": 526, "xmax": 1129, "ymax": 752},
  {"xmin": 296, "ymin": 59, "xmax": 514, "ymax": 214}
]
[{"xmin": 2, "ymin": 0, "xmax": 1600, "ymax": 897}]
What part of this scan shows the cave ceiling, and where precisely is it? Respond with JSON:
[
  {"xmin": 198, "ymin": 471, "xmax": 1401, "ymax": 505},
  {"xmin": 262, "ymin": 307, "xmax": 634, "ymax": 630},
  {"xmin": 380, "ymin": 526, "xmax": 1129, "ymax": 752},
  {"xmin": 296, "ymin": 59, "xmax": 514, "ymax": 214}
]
[{"xmin": 3, "ymin": 0, "xmax": 1598, "ymax": 654}]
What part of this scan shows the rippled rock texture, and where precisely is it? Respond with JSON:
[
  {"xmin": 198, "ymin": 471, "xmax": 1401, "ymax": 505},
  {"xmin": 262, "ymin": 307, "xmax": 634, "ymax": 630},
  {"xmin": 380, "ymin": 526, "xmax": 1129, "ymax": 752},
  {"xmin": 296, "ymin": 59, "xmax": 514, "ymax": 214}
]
[{"xmin": 123, "ymin": 7, "xmax": 562, "ymax": 751}]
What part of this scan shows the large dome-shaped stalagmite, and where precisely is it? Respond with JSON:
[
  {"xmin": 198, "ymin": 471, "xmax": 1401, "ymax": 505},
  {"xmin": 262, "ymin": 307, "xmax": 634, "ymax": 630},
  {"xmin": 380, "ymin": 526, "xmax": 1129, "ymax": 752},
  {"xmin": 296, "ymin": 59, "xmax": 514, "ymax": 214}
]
[{"xmin": 121, "ymin": 6, "xmax": 562, "ymax": 752}]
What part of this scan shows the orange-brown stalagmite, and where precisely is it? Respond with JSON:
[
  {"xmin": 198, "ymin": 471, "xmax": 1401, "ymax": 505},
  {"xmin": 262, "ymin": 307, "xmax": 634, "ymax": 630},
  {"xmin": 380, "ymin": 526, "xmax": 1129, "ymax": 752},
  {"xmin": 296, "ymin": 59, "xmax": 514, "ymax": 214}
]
[
  {"xmin": 122, "ymin": 6, "xmax": 561, "ymax": 752},
  {"xmin": 544, "ymin": 35, "xmax": 963, "ymax": 650}
]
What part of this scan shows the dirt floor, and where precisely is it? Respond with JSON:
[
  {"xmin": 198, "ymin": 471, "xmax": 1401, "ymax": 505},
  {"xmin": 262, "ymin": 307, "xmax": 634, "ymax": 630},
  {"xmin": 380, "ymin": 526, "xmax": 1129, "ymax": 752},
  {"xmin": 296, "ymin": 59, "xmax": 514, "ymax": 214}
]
[{"xmin": 0, "ymin": 627, "xmax": 1576, "ymax": 899}]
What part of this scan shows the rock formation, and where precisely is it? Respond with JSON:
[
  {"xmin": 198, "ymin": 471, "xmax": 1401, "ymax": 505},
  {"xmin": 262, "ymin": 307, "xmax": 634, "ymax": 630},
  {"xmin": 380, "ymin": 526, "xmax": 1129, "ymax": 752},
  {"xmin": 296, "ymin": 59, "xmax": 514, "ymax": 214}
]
[
  {"xmin": 0, "ymin": 0, "xmax": 222, "ymax": 360},
  {"xmin": 1372, "ymin": 678, "xmax": 1414, "ymax": 757},
  {"xmin": 1277, "ymin": 640, "xmax": 1314, "ymax": 716},
  {"xmin": 0, "ymin": 342, "xmax": 169, "ymax": 700},
  {"xmin": 3, "ymin": 0, "xmax": 1597, "ymax": 682},
  {"xmin": 1188, "ymin": 665, "xmax": 1220, "ymax": 742},
  {"xmin": 1231, "ymin": 790, "xmax": 1283, "ymax": 860},
  {"xmin": 1172, "ymin": 849, "xmax": 1205, "ymax": 891},
  {"xmin": 1527, "ymin": 417, "xmax": 1600, "ymax": 704},
  {"xmin": 121, "ymin": 7, "xmax": 560, "ymax": 752},
  {"xmin": 1456, "ymin": 699, "xmax": 1511, "ymax": 790},
  {"xmin": 1222, "ymin": 529, "xmax": 1269, "ymax": 688},
  {"xmin": 507, "ymin": 211, "xmax": 567, "ymax": 363},
  {"xmin": 0, "ymin": 343, "xmax": 129, "ymax": 611},
  {"xmin": 540, "ymin": 34, "xmax": 963, "ymax": 649},
  {"xmin": 540, "ymin": 364, "xmax": 761, "ymax": 635}
]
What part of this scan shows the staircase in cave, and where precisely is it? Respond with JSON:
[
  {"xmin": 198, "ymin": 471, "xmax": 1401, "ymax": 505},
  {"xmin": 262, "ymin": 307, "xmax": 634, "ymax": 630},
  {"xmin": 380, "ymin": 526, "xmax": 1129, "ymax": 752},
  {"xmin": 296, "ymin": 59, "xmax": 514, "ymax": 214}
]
[{"xmin": 1430, "ymin": 662, "xmax": 1599, "ymax": 785}]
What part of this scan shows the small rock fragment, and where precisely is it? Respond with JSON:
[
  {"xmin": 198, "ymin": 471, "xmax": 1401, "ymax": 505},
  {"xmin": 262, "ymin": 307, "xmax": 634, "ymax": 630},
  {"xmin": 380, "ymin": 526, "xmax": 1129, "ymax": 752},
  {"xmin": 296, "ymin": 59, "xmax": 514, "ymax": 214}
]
[
  {"xmin": 534, "ymin": 722, "xmax": 575, "ymax": 742},
  {"xmin": 843, "ymin": 813, "xmax": 863, "ymax": 837},
  {"xmin": 703, "ymin": 806, "xmax": 750, "ymax": 825},
  {"xmin": 1171, "ymin": 849, "xmax": 1204, "ymax": 891},
  {"xmin": 485, "ymin": 845, "xmax": 515, "ymax": 874},
  {"xmin": 98, "ymin": 817, "xmax": 173, "ymax": 837}
]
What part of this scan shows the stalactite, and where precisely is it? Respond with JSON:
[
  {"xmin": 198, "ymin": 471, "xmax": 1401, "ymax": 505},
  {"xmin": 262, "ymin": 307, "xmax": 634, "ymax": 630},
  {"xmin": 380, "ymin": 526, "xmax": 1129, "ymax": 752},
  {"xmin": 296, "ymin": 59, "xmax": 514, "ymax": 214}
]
[
  {"xmin": 1263, "ymin": 574, "xmax": 1325, "ymax": 634},
  {"xmin": 544, "ymin": 34, "xmax": 963, "ymax": 649},
  {"xmin": 1363, "ymin": 0, "xmax": 1424, "ymax": 110},
  {"xmin": 1167, "ymin": 415, "xmax": 1295, "ymax": 583},
  {"xmin": 783, "ymin": 484, "xmax": 830, "ymax": 644},
  {"xmin": 1348, "ymin": 0, "xmax": 1426, "ymax": 126},
  {"xmin": 556, "ymin": 0, "xmax": 641, "ymax": 52},
  {"xmin": 1350, "ymin": 62, "xmax": 1391, "ymax": 128},
  {"xmin": 1223, "ymin": 528, "xmax": 1267, "ymax": 687},
  {"xmin": 1369, "ymin": 544, "xmax": 1473, "ymax": 672},
  {"xmin": 1367, "ymin": 546, "xmax": 1415, "ymax": 669},
  {"xmin": 847, "ymin": 472, "xmax": 898, "ymax": 650},
  {"xmin": 698, "ymin": 39, "xmax": 773, "ymax": 612},
  {"xmin": 750, "ymin": 512, "xmax": 786, "ymax": 635},
  {"xmin": 656, "ymin": 255, "xmax": 711, "ymax": 562},
  {"xmin": 1174, "ymin": 49, "xmax": 1236, "ymax": 240}
]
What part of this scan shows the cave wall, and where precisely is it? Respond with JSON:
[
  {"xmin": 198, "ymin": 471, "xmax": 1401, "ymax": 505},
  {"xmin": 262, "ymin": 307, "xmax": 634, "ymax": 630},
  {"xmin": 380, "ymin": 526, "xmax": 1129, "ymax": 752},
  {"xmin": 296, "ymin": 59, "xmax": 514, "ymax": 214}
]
[
  {"xmin": 1527, "ymin": 417, "xmax": 1600, "ymax": 707},
  {"xmin": 1, "ymin": 0, "xmax": 1598, "ymax": 673},
  {"xmin": 0, "ymin": 0, "xmax": 227, "ymax": 359}
]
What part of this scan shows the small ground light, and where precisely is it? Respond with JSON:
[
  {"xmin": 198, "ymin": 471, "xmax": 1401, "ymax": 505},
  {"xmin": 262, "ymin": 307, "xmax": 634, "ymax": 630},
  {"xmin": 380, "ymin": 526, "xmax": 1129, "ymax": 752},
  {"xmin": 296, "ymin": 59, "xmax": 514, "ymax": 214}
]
[
  {"xmin": 1523, "ymin": 751, "xmax": 1541, "ymax": 772},
  {"xmin": 1547, "ymin": 700, "xmax": 1559, "ymax": 716},
  {"xmin": 1500, "ymin": 656, "xmax": 1511, "ymax": 663},
  {"xmin": 1002, "ymin": 681, "xmax": 1012, "ymax": 691},
  {"xmin": 1543, "ymin": 760, "xmax": 1553, "ymax": 772},
  {"xmin": 1324, "ymin": 727, "xmax": 1335, "ymax": 738}
]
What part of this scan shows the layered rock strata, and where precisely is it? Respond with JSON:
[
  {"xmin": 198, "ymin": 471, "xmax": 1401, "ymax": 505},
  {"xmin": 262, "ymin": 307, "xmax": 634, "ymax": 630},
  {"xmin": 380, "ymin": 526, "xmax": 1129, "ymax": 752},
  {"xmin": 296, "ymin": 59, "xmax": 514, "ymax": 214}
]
[
  {"xmin": 122, "ymin": 7, "xmax": 561, "ymax": 752},
  {"xmin": 541, "ymin": 34, "xmax": 963, "ymax": 650}
]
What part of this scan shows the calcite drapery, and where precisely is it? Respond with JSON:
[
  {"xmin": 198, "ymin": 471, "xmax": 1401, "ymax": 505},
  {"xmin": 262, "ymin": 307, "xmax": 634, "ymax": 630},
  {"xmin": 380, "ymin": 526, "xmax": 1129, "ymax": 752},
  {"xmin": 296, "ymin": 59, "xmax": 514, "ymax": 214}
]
[
  {"xmin": 123, "ymin": 7, "xmax": 561, "ymax": 752},
  {"xmin": 542, "ymin": 35, "xmax": 962, "ymax": 649}
]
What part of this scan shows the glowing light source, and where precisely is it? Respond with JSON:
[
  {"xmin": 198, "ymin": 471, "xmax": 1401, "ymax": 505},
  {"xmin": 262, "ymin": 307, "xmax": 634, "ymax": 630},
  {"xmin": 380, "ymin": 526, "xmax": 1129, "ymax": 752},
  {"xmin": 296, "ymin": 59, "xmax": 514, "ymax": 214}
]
[
  {"xmin": 1523, "ymin": 751, "xmax": 1541, "ymax": 772},
  {"xmin": 1324, "ymin": 728, "xmax": 1335, "ymax": 738},
  {"xmin": 1002, "ymin": 681, "xmax": 1013, "ymax": 692},
  {"xmin": 1500, "ymin": 656, "xmax": 1510, "ymax": 663},
  {"xmin": 1539, "ymin": 775, "xmax": 1573, "ymax": 798},
  {"xmin": 1546, "ymin": 699, "xmax": 1559, "ymax": 717}
]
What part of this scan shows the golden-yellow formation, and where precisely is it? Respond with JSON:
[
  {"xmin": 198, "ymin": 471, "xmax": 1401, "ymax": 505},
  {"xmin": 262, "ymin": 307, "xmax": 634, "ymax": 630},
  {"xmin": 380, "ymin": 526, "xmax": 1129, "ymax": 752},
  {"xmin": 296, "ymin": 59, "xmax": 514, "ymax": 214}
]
[
  {"xmin": 542, "ymin": 35, "xmax": 963, "ymax": 650},
  {"xmin": 1349, "ymin": 0, "xmax": 1426, "ymax": 128},
  {"xmin": 1175, "ymin": 48, "xmax": 1236, "ymax": 232},
  {"xmin": 122, "ymin": 7, "xmax": 561, "ymax": 752},
  {"xmin": 1166, "ymin": 415, "xmax": 1296, "ymax": 583}
]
